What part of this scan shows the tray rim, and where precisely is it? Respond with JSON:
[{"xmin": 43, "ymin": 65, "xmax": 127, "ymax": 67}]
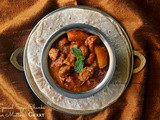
[{"xmin": 23, "ymin": 5, "xmax": 134, "ymax": 115}]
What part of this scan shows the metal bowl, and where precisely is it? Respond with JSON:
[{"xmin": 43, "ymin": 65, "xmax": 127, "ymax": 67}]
[{"xmin": 41, "ymin": 23, "xmax": 116, "ymax": 99}]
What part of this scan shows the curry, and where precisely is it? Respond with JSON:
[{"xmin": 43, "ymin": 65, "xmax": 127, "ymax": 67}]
[{"xmin": 48, "ymin": 30, "xmax": 109, "ymax": 92}]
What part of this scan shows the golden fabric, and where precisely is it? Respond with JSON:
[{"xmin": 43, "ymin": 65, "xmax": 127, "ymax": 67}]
[{"xmin": 0, "ymin": 0, "xmax": 159, "ymax": 120}]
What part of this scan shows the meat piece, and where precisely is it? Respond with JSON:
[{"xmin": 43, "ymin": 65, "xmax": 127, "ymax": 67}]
[
  {"xmin": 98, "ymin": 69, "xmax": 106, "ymax": 76},
  {"xmin": 58, "ymin": 78, "xmax": 65, "ymax": 86},
  {"xmin": 79, "ymin": 45, "xmax": 89, "ymax": 57},
  {"xmin": 85, "ymin": 36, "xmax": 100, "ymax": 51},
  {"xmin": 52, "ymin": 53, "xmax": 65, "ymax": 67},
  {"xmin": 67, "ymin": 30, "xmax": 89, "ymax": 42},
  {"xmin": 58, "ymin": 37, "xmax": 70, "ymax": 54},
  {"xmin": 86, "ymin": 79, "xmax": 95, "ymax": 86},
  {"xmin": 70, "ymin": 43, "xmax": 80, "ymax": 49},
  {"xmin": 58, "ymin": 37, "xmax": 68, "ymax": 50},
  {"xmin": 78, "ymin": 66, "xmax": 94, "ymax": 81},
  {"xmin": 59, "ymin": 65, "xmax": 70, "ymax": 78},
  {"xmin": 86, "ymin": 53, "xmax": 95, "ymax": 65},
  {"xmin": 94, "ymin": 46, "xmax": 109, "ymax": 69},
  {"xmin": 49, "ymin": 48, "xmax": 59, "ymax": 61},
  {"xmin": 65, "ymin": 76, "xmax": 74, "ymax": 83},
  {"xmin": 63, "ymin": 52, "xmax": 76, "ymax": 66},
  {"xmin": 91, "ymin": 60, "xmax": 98, "ymax": 68},
  {"xmin": 64, "ymin": 75, "xmax": 75, "ymax": 90},
  {"xmin": 62, "ymin": 45, "xmax": 70, "ymax": 54}
]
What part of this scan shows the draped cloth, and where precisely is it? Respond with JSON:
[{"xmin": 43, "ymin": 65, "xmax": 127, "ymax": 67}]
[{"xmin": 0, "ymin": 0, "xmax": 159, "ymax": 120}]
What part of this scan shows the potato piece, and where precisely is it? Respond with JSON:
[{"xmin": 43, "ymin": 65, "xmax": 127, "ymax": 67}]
[
  {"xmin": 94, "ymin": 46, "xmax": 109, "ymax": 69},
  {"xmin": 67, "ymin": 30, "xmax": 89, "ymax": 42}
]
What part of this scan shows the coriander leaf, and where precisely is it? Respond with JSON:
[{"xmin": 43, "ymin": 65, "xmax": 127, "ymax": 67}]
[
  {"xmin": 75, "ymin": 60, "xmax": 84, "ymax": 73},
  {"xmin": 71, "ymin": 47, "xmax": 85, "ymax": 73},
  {"xmin": 77, "ymin": 56, "xmax": 85, "ymax": 61},
  {"xmin": 71, "ymin": 47, "xmax": 82, "ymax": 58}
]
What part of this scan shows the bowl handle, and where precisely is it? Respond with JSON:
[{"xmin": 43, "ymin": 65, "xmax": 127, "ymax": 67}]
[
  {"xmin": 10, "ymin": 47, "xmax": 24, "ymax": 71},
  {"xmin": 133, "ymin": 50, "xmax": 146, "ymax": 74}
]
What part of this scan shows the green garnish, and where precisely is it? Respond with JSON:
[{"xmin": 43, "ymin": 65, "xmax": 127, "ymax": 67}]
[
  {"xmin": 71, "ymin": 47, "xmax": 82, "ymax": 57},
  {"xmin": 71, "ymin": 47, "xmax": 85, "ymax": 73},
  {"xmin": 75, "ymin": 60, "xmax": 84, "ymax": 73}
]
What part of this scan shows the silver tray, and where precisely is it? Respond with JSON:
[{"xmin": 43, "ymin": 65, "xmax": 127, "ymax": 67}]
[{"xmin": 10, "ymin": 5, "xmax": 146, "ymax": 115}]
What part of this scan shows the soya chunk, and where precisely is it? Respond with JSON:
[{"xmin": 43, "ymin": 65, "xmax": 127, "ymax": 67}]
[
  {"xmin": 91, "ymin": 60, "xmax": 98, "ymax": 68},
  {"xmin": 65, "ymin": 76, "xmax": 74, "ymax": 83},
  {"xmin": 94, "ymin": 46, "xmax": 109, "ymax": 69},
  {"xmin": 58, "ymin": 37, "xmax": 68, "ymax": 50},
  {"xmin": 85, "ymin": 36, "xmax": 100, "ymax": 51},
  {"xmin": 62, "ymin": 45, "xmax": 70, "ymax": 54},
  {"xmin": 67, "ymin": 30, "xmax": 89, "ymax": 42},
  {"xmin": 59, "ymin": 65, "xmax": 70, "ymax": 78},
  {"xmin": 86, "ymin": 53, "xmax": 95, "ymax": 65},
  {"xmin": 79, "ymin": 45, "xmax": 89, "ymax": 57},
  {"xmin": 70, "ymin": 43, "xmax": 80, "ymax": 49},
  {"xmin": 49, "ymin": 48, "xmax": 59, "ymax": 61},
  {"xmin": 63, "ymin": 52, "xmax": 76, "ymax": 66},
  {"xmin": 52, "ymin": 53, "xmax": 65, "ymax": 67},
  {"xmin": 78, "ymin": 66, "xmax": 94, "ymax": 81}
]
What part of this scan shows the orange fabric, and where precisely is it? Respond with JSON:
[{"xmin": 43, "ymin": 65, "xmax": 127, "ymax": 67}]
[{"xmin": 0, "ymin": 0, "xmax": 160, "ymax": 120}]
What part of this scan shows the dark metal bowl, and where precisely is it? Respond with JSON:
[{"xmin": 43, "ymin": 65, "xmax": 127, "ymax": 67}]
[{"xmin": 41, "ymin": 23, "xmax": 116, "ymax": 99}]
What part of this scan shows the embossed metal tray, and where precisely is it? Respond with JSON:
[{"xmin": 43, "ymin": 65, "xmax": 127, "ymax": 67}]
[{"xmin": 10, "ymin": 6, "xmax": 146, "ymax": 115}]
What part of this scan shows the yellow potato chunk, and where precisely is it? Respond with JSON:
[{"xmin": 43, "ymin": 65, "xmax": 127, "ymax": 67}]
[
  {"xmin": 94, "ymin": 46, "xmax": 109, "ymax": 69},
  {"xmin": 67, "ymin": 30, "xmax": 89, "ymax": 42}
]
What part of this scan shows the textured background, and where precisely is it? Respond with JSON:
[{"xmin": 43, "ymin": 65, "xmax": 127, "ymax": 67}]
[{"xmin": 0, "ymin": 0, "xmax": 159, "ymax": 120}]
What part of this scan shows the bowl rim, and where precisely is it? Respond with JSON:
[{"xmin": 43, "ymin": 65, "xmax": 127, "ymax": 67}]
[{"xmin": 41, "ymin": 23, "xmax": 116, "ymax": 99}]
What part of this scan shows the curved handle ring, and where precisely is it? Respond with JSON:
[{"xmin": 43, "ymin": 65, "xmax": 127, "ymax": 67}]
[
  {"xmin": 133, "ymin": 50, "xmax": 146, "ymax": 74},
  {"xmin": 10, "ymin": 47, "xmax": 24, "ymax": 71}
]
